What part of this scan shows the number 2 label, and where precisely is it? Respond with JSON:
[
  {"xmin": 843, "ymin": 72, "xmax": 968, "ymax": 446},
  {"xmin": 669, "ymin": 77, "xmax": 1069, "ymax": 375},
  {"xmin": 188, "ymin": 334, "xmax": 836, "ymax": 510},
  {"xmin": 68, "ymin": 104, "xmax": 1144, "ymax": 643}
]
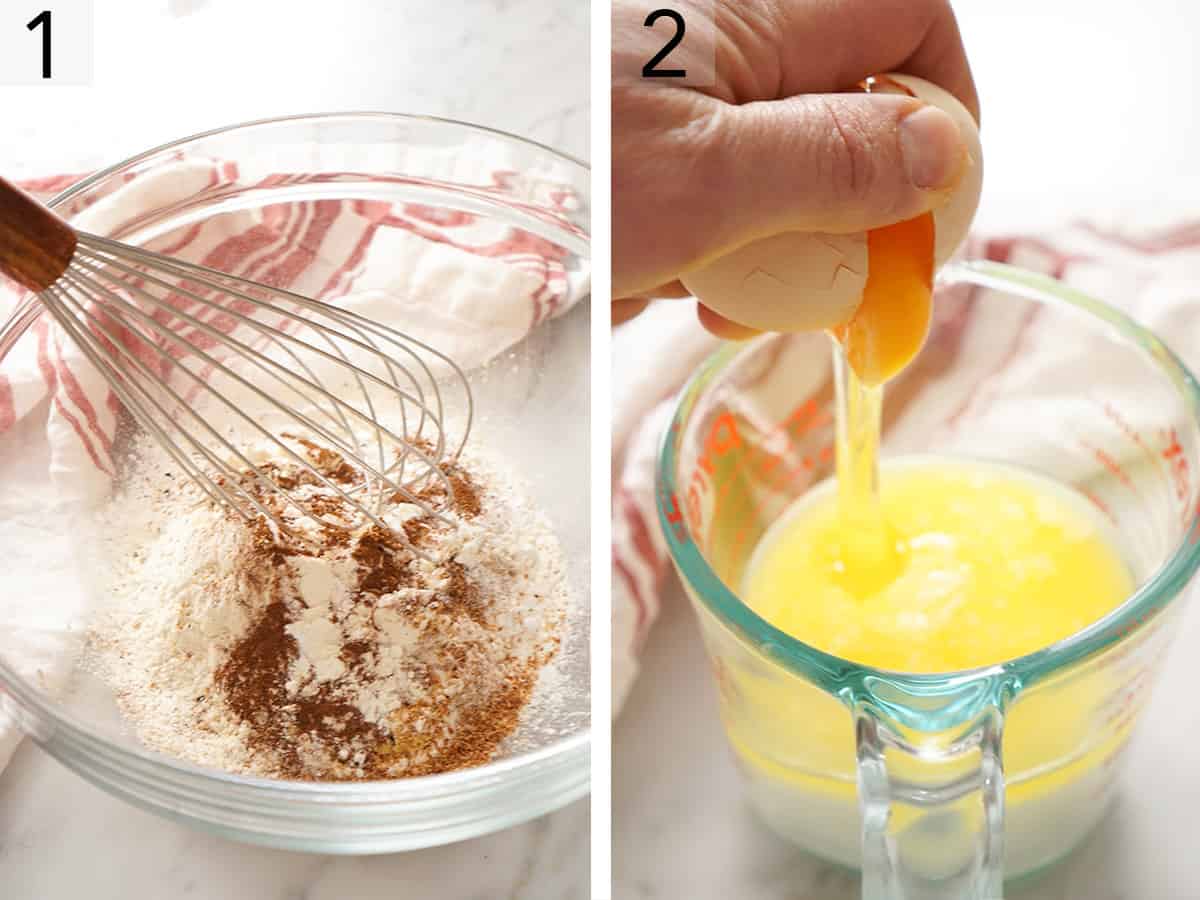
[{"xmin": 642, "ymin": 9, "xmax": 686, "ymax": 79}]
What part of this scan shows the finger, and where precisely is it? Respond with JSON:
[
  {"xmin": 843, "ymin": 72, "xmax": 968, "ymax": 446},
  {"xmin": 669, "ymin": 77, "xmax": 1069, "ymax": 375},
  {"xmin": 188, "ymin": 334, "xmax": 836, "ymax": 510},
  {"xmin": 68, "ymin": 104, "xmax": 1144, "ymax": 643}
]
[
  {"xmin": 697, "ymin": 303, "xmax": 761, "ymax": 341},
  {"xmin": 613, "ymin": 297, "xmax": 652, "ymax": 326},
  {"xmin": 898, "ymin": 0, "xmax": 980, "ymax": 124},
  {"xmin": 725, "ymin": 0, "xmax": 979, "ymax": 123},
  {"xmin": 619, "ymin": 280, "xmax": 692, "ymax": 301},
  {"xmin": 730, "ymin": 91, "xmax": 966, "ymax": 230},
  {"xmin": 645, "ymin": 280, "xmax": 691, "ymax": 299}
]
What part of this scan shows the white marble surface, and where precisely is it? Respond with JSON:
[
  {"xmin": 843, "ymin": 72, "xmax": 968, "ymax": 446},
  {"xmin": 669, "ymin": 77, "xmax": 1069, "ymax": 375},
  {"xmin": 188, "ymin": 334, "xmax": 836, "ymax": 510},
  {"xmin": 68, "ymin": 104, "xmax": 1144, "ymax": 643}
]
[
  {"xmin": 614, "ymin": 582, "xmax": 1200, "ymax": 900},
  {"xmin": 2, "ymin": 0, "xmax": 589, "ymax": 179},
  {"xmin": 0, "ymin": 2, "xmax": 590, "ymax": 898},
  {"xmin": 0, "ymin": 740, "xmax": 589, "ymax": 900}
]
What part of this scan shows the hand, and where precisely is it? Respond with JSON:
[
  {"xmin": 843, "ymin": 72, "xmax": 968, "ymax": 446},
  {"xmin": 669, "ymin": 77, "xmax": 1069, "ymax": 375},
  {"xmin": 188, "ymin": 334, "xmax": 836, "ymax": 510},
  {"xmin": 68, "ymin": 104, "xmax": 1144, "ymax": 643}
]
[{"xmin": 612, "ymin": 0, "xmax": 980, "ymax": 335}]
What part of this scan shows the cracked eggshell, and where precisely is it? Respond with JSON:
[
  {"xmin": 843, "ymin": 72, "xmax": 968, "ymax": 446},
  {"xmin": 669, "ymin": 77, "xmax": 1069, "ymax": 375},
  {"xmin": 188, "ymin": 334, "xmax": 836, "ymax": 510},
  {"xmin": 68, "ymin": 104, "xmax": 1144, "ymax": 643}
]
[{"xmin": 678, "ymin": 73, "xmax": 982, "ymax": 333}]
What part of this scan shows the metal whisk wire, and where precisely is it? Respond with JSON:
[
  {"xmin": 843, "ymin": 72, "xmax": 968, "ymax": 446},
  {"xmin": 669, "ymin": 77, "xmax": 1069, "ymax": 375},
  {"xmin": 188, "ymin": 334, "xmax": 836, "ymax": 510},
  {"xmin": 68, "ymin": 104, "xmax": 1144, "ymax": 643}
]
[{"xmin": 0, "ymin": 177, "xmax": 473, "ymax": 552}]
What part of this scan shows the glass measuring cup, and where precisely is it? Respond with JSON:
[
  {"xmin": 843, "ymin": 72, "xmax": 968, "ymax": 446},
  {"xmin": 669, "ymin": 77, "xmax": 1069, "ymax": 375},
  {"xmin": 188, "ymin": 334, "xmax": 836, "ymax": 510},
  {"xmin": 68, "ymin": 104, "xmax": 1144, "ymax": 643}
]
[{"xmin": 656, "ymin": 260, "xmax": 1200, "ymax": 899}]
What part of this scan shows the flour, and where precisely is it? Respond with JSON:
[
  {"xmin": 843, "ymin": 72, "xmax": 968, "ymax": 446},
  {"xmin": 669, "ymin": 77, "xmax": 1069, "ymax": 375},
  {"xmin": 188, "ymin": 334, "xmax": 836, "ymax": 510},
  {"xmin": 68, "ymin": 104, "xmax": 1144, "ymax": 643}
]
[{"xmin": 83, "ymin": 428, "xmax": 569, "ymax": 780}]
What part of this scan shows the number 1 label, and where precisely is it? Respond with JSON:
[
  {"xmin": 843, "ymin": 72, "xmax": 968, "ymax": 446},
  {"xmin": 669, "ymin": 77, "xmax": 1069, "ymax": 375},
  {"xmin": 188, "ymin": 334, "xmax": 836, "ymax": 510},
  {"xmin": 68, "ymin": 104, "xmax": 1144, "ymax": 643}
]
[
  {"xmin": 0, "ymin": 2, "xmax": 91, "ymax": 85},
  {"xmin": 27, "ymin": 11, "xmax": 51, "ymax": 79}
]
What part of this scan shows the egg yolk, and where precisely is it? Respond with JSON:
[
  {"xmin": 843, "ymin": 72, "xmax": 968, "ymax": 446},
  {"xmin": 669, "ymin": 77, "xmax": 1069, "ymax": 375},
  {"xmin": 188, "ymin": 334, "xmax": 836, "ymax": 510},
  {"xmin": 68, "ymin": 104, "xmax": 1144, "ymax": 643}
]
[{"xmin": 831, "ymin": 213, "xmax": 935, "ymax": 385}]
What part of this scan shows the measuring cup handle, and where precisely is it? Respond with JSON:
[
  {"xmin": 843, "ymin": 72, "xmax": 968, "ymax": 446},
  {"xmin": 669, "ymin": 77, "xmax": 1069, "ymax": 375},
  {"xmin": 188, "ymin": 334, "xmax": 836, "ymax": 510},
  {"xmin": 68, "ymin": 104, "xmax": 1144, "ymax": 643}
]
[{"xmin": 855, "ymin": 703, "xmax": 1006, "ymax": 900}]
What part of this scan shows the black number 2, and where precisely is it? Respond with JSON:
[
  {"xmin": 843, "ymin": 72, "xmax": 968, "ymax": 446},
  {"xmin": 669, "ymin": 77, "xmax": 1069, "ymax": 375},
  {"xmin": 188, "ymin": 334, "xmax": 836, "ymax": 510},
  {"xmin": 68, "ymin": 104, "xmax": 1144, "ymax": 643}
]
[
  {"xmin": 641, "ymin": 9, "xmax": 686, "ymax": 79},
  {"xmin": 27, "ymin": 10, "xmax": 51, "ymax": 79}
]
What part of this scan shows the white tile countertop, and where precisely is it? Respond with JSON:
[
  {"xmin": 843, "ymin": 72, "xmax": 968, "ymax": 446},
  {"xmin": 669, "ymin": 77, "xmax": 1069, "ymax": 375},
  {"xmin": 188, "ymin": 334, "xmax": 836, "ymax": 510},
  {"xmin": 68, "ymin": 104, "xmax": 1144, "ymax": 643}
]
[{"xmin": 0, "ymin": 2, "xmax": 589, "ymax": 898}]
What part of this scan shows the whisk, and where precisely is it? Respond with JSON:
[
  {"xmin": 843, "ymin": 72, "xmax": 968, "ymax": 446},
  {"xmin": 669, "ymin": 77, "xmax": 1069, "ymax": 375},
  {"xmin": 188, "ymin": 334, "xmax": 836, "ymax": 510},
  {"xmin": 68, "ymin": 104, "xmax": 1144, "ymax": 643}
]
[{"xmin": 0, "ymin": 176, "xmax": 473, "ymax": 550}]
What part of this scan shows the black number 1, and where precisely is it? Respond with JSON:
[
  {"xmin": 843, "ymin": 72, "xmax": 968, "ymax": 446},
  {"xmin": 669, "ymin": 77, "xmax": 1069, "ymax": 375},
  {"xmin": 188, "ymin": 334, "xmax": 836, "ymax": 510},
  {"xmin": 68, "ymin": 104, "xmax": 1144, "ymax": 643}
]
[
  {"xmin": 642, "ymin": 9, "xmax": 686, "ymax": 79},
  {"xmin": 27, "ymin": 10, "xmax": 51, "ymax": 79}
]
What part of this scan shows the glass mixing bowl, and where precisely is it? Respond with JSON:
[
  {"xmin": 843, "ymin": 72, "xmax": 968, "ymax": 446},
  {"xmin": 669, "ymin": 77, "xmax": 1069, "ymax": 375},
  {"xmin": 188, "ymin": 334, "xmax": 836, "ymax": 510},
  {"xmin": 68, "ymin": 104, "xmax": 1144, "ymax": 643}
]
[{"xmin": 0, "ymin": 113, "xmax": 590, "ymax": 853}]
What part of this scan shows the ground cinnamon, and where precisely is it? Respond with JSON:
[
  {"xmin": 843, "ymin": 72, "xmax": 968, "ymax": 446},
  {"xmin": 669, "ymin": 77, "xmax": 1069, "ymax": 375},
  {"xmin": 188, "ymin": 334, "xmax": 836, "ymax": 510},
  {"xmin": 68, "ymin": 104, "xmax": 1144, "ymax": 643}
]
[
  {"xmin": 210, "ymin": 434, "xmax": 540, "ymax": 781},
  {"xmin": 352, "ymin": 525, "xmax": 410, "ymax": 595},
  {"xmin": 214, "ymin": 600, "xmax": 297, "ymax": 762},
  {"xmin": 286, "ymin": 434, "xmax": 362, "ymax": 485},
  {"xmin": 446, "ymin": 467, "xmax": 482, "ymax": 518}
]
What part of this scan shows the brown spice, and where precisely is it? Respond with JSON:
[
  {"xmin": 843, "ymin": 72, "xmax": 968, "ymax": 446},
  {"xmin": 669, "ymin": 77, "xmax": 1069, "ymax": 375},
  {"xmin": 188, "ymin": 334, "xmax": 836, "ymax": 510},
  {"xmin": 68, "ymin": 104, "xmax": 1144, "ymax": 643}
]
[
  {"xmin": 441, "ymin": 561, "xmax": 488, "ymax": 626},
  {"xmin": 255, "ymin": 461, "xmax": 302, "ymax": 492},
  {"xmin": 304, "ymin": 493, "xmax": 350, "ymax": 519},
  {"xmin": 293, "ymin": 687, "xmax": 379, "ymax": 745},
  {"xmin": 214, "ymin": 600, "xmax": 296, "ymax": 758},
  {"xmin": 352, "ymin": 526, "xmax": 410, "ymax": 595},
  {"xmin": 402, "ymin": 517, "xmax": 430, "ymax": 548},
  {"xmin": 216, "ymin": 601, "xmax": 386, "ymax": 779},
  {"xmin": 392, "ymin": 667, "xmax": 537, "ymax": 777},
  {"xmin": 206, "ymin": 432, "xmax": 546, "ymax": 782},
  {"xmin": 321, "ymin": 523, "xmax": 351, "ymax": 549},
  {"xmin": 445, "ymin": 466, "xmax": 482, "ymax": 518},
  {"xmin": 340, "ymin": 639, "xmax": 374, "ymax": 674},
  {"xmin": 213, "ymin": 553, "xmax": 386, "ymax": 780},
  {"xmin": 402, "ymin": 456, "xmax": 481, "ymax": 519},
  {"xmin": 247, "ymin": 518, "xmax": 287, "ymax": 566},
  {"xmin": 284, "ymin": 434, "xmax": 361, "ymax": 485}
]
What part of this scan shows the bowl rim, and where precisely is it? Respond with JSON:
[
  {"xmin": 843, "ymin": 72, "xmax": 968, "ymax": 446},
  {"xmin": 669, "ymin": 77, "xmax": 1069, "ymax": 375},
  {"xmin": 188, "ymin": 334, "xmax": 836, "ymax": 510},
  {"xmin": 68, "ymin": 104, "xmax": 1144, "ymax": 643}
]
[
  {"xmin": 53, "ymin": 110, "xmax": 590, "ymax": 205},
  {"xmin": 0, "ymin": 111, "xmax": 590, "ymax": 801}
]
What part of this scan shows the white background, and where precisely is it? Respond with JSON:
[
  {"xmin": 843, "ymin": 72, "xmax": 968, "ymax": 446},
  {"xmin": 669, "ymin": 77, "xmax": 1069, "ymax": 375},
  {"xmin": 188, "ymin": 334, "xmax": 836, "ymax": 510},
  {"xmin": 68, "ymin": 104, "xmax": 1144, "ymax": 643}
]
[{"xmin": 961, "ymin": 1, "xmax": 1200, "ymax": 234}]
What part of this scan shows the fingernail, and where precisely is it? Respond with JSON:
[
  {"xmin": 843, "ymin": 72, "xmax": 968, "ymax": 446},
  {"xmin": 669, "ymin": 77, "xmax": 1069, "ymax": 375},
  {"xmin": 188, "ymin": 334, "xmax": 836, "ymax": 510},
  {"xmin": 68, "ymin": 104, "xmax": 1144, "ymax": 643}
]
[{"xmin": 899, "ymin": 105, "xmax": 966, "ymax": 191}]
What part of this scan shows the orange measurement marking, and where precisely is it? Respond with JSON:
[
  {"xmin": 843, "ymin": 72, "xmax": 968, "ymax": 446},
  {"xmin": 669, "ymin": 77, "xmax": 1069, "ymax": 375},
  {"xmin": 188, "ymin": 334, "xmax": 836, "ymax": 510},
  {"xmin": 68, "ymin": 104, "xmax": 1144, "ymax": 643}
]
[
  {"xmin": 1080, "ymin": 486, "xmax": 1115, "ymax": 524},
  {"xmin": 758, "ymin": 451, "xmax": 782, "ymax": 476},
  {"xmin": 683, "ymin": 400, "xmax": 838, "ymax": 549},
  {"xmin": 1081, "ymin": 439, "xmax": 1134, "ymax": 489},
  {"xmin": 1161, "ymin": 426, "xmax": 1190, "ymax": 504}
]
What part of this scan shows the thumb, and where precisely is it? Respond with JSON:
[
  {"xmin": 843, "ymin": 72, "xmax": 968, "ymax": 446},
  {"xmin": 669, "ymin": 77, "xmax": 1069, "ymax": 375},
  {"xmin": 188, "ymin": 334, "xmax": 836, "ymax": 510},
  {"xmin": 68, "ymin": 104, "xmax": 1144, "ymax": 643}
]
[{"xmin": 702, "ymin": 92, "xmax": 965, "ymax": 251}]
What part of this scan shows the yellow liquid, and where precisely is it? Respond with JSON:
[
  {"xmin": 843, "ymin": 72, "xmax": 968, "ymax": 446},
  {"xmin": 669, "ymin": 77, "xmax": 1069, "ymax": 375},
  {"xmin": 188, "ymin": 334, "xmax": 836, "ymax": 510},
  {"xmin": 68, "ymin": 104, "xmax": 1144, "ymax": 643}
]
[
  {"xmin": 743, "ymin": 457, "xmax": 1134, "ymax": 672},
  {"xmin": 732, "ymin": 454, "xmax": 1139, "ymax": 868},
  {"xmin": 793, "ymin": 204, "xmax": 1134, "ymax": 669},
  {"xmin": 726, "ymin": 203, "xmax": 1139, "ymax": 869}
]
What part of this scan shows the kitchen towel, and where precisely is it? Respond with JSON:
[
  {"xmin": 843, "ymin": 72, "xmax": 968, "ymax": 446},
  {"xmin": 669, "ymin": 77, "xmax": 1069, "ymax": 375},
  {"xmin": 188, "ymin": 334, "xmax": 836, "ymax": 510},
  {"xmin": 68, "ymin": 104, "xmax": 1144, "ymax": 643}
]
[
  {"xmin": 612, "ymin": 222, "xmax": 1200, "ymax": 714},
  {"xmin": 0, "ymin": 160, "xmax": 589, "ymax": 773}
]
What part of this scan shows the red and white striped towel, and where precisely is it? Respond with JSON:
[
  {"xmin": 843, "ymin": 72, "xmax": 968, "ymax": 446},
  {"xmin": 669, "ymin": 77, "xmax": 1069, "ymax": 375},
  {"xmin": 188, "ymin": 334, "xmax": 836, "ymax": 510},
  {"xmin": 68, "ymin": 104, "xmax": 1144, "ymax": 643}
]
[
  {"xmin": 612, "ymin": 222, "xmax": 1200, "ymax": 714},
  {"xmin": 0, "ymin": 159, "xmax": 589, "ymax": 773}
]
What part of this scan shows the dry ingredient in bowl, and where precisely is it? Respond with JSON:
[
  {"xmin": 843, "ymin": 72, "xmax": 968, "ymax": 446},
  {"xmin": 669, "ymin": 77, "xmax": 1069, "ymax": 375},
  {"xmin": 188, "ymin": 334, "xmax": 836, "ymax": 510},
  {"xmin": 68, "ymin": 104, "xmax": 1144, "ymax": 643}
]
[{"xmin": 84, "ymin": 434, "xmax": 568, "ymax": 781}]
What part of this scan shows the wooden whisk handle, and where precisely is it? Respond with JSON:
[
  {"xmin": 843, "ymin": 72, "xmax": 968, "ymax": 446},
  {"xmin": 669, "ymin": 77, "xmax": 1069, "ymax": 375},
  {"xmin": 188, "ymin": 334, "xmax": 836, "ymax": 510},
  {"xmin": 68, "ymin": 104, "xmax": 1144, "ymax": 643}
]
[{"xmin": 0, "ymin": 176, "xmax": 77, "ymax": 293}]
